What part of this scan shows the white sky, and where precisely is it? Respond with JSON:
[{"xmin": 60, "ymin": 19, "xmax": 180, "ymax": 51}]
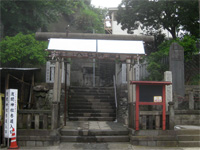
[{"xmin": 91, "ymin": 0, "xmax": 122, "ymax": 8}]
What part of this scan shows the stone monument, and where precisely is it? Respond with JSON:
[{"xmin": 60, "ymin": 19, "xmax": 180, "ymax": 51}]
[{"xmin": 169, "ymin": 42, "xmax": 185, "ymax": 97}]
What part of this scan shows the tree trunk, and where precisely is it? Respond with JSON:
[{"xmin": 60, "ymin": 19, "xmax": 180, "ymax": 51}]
[{"xmin": 170, "ymin": 27, "xmax": 176, "ymax": 39}]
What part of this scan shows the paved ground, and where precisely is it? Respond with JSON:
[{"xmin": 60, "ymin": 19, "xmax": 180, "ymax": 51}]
[
  {"xmin": 62, "ymin": 121, "xmax": 128, "ymax": 131},
  {"xmin": 1, "ymin": 122, "xmax": 199, "ymax": 149},
  {"xmin": 2, "ymin": 142, "xmax": 200, "ymax": 150}
]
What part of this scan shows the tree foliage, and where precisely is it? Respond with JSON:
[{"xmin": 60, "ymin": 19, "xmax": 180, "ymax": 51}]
[
  {"xmin": 117, "ymin": 0, "xmax": 199, "ymax": 39},
  {"xmin": 146, "ymin": 35, "xmax": 198, "ymax": 81},
  {"xmin": 1, "ymin": 0, "xmax": 105, "ymax": 36},
  {"xmin": 0, "ymin": 33, "xmax": 48, "ymax": 67},
  {"xmin": 67, "ymin": 1, "xmax": 106, "ymax": 33}
]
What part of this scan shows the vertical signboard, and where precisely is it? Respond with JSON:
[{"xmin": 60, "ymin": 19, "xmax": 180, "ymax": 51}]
[{"xmin": 4, "ymin": 89, "xmax": 18, "ymax": 138}]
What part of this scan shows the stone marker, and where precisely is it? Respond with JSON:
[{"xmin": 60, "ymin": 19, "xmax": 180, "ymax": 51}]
[
  {"xmin": 164, "ymin": 71, "xmax": 172, "ymax": 111},
  {"xmin": 169, "ymin": 43, "xmax": 185, "ymax": 97}
]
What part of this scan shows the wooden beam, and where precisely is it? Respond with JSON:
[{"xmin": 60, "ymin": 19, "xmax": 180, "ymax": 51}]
[
  {"xmin": 28, "ymin": 74, "xmax": 34, "ymax": 108},
  {"xmin": 5, "ymin": 73, "xmax": 9, "ymax": 90},
  {"xmin": 9, "ymin": 74, "xmax": 30, "ymax": 86},
  {"xmin": 20, "ymin": 73, "xmax": 24, "ymax": 109}
]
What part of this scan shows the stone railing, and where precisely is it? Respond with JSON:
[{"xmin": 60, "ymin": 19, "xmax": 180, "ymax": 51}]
[
  {"xmin": 174, "ymin": 85, "xmax": 200, "ymax": 110},
  {"xmin": 139, "ymin": 111, "xmax": 169, "ymax": 130},
  {"xmin": 174, "ymin": 94, "xmax": 200, "ymax": 110},
  {"xmin": 18, "ymin": 110, "xmax": 51, "ymax": 129}
]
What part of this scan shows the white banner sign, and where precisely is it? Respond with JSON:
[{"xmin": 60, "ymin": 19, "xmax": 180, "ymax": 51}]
[{"xmin": 4, "ymin": 89, "xmax": 18, "ymax": 138}]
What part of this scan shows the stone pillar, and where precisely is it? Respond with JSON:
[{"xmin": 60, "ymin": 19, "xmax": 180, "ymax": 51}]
[
  {"xmin": 67, "ymin": 63, "xmax": 71, "ymax": 86},
  {"xmin": 174, "ymin": 95, "xmax": 179, "ymax": 110},
  {"xmin": 122, "ymin": 63, "xmax": 127, "ymax": 84},
  {"xmin": 126, "ymin": 59, "xmax": 133, "ymax": 103},
  {"xmin": 169, "ymin": 43, "xmax": 185, "ymax": 97},
  {"xmin": 168, "ymin": 101, "xmax": 175, "ymax": 130},
  {"xmin": 189, "ymin": 92, "xmax": 194, "ymax": 110},
  {"xmin": 51, "ymin": 61, "xmax": 62, "ymax": 129},
  {"xmin": 164, "ymin": 71, "xmax": 172, "ymax": 111},
  {"xmin": 127, "ymin": 59, "xmax": 136, "ymax": 129},
  {"xmin": 128, "ymin": 102, "xmax": 136, "ymax": 129}
]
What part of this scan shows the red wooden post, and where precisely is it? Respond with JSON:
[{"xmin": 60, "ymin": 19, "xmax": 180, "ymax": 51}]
[
  {"xmin": 135, "ymin": 85, "xmax": 140, "ymax": 130},
  {"xmin": 162, "ymin": 85, "xmax": 166, "ymax": 130}
]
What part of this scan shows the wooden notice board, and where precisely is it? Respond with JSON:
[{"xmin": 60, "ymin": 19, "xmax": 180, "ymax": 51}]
[{"xmin": 130, "ymin": 81, "xmax": 171, "ymax": 131}]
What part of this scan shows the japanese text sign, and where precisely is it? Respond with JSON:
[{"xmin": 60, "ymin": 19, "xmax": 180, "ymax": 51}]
[{"xmin": 4, "ymin": 89, "xmax": 18, "ymax": 138}]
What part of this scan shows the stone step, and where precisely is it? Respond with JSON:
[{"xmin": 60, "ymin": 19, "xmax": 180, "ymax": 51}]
[
  {"xmin": 69, "ymin": 99, "xmax": 114, "ymax": 102},
  {"xmin": 133, "ymin": 130, "xmax": 176, "ymax": 136},
  {"xmin": 177, "ymin": 135, "xmax": 200, "ymax": 141},
  {"xmin": 130, "ymin": 135, "xmax": 177, "ymax": 141},
  {"xmin": 70, "ymin": 92, "xmax": 112, "ymax": 96},
  {"xmin": 130, "ymin": 130, "xmax": 200, "ymax": 147},
  {"xmin": 69, "ymin": 90, "xmax": 114, "ymax": 94},
  {"xmin": 69, "ymin": 105, "xmax": 115, "ymax": 109},
  {"xmin": 69, "ymin": 102, "xmax": 115, "ymax": 106},
  {"xmin": 70, "ymin": 94, "xmax": 114, "ymax": 98},
  {"xmin": 60, "ymin": 135, "xmax": 129, "ymax": 142},
  {"xmin": 69, "ymin": 91, "xmax": 113, "ymax": 95},
  {"xmin": 61, "ymin": 129, "xmax": 129, "ymax": 136},
  {"xmin": 131, "ymin": 140, "xmax": 178, "ymax": 147},
  {"xmin": 175, "ymin": 130, "xmax": 200, "ymax": 135},
  {"xmin": 178, "ymin": 141, "xmax": 200, "ymax": 147},
  {"xmin": 70, "ymin": 86, "xmax": 114, "ymax": 91},
  {"xmin": 69, "ymin": 117, "xmax": 116, "ymax": 121},
  {"xmin": 68, "ymin": 113, "xmax": 116, "ymax": 117},
  {"xmin": 69, "ymin": 109, "xmax": 116, "ymax": 113},
  {"xmin": 156, "ymin": 141, "xmax": 178, "ymax": 147}
]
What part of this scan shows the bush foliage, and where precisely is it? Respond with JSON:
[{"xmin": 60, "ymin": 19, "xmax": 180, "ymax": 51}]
[{"xmin": 0, "ymin": 33, "xmax": 48, "ymax": 67}]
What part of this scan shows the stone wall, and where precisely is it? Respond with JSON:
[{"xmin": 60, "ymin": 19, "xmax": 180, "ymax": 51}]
[
  {"xmin": 33, "ymin": 84, "xmax": 65, "ymax": 114},
  {"xmin": 17, "ymin": 129, "xmax": 60, "ymax": 147},
  {"xmin": 174, "ymin": 110, "xmax": 200, "ymax": 125},
  {"xmin": 116, "ymin": 84, "xmax": 128, "ymax": 124}
]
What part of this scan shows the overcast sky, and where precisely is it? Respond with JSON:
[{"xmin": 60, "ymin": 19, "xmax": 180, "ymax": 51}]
[{"xmin": 91, "ymin": 0, "xmax": 122, "ymax": 8}]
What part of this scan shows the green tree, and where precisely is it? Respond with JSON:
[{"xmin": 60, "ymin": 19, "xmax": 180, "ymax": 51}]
[
  {"xmin": 117, "ymin": 0, "xmax": 199, "ymax": 39},
  {"xmin": 0, "ymin": 33, "xmax": 48, "ymax": 67},
  {"xmin": 1, "ymin": 0, "xmax": 105, "ymax": 36},
  {"xmin": 66, "ymin": 1, "xmax": 106, "ymax": 33},
  {"xmin": 0, "ymin": 0, "xmax": 80, "ymax": 37},
  {"xmin": 146, "ymin": 35, "xmax": 198, "ymax": 81}
]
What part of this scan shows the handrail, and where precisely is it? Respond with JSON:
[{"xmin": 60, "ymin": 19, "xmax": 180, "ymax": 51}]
[
  {"xmin": 113, "ymin": 75, "xmax": 118, "ymax": 122},
  {"xmin": 113, "ymin": 75, "xmax": 117, "ymax": 108}
]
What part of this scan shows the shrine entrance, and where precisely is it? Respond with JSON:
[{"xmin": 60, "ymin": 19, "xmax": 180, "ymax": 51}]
[{"xmin": 46, "ymin": 37, "xmax": 146, "ymax": 128}]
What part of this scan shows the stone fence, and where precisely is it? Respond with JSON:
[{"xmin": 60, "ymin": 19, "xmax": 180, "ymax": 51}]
[
  {"xmin": 131, "ymin": 102, "xmax": 200, "ymax": 130},
  {"xmin": 18, "ymin": 110, "xmax": 51, "ymax": 129},
  {"xmin": 174, "ymin": 85, "xmax": 200, "ymax": 110},
  {"xmin": 139, "ymin": 111, "xmax": 169, "ymax": 130}
]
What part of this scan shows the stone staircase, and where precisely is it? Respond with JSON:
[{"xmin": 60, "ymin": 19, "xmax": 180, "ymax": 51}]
[
  {"xmin": 176, "ymin": 129, "xmax": 200, "ymax": 147},
  {"xmin": 130, "ymin": 129, "xmax": 200, "ymax": 147},
  {"xmin": 68, "ymin": 87, "xmax": 116, "ymax": 121},
  {"xmin": 60, "ymin": 121, "xmax": 130, "ymax": 142}
]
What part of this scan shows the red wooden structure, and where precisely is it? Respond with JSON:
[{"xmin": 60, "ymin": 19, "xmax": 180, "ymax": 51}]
[{"xmin": 130, "ymin": 81, "xmax": 171, "ymax": 130}]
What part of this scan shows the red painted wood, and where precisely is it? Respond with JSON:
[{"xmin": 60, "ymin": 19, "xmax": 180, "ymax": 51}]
[
  {"xmin": 135, "ymin": 85, "xmax": 140, "ymax": 131},
  {"xmin": 130, "ymin": 81, "xmax": 171, "ymax": 85},
  {"xmin": 139, "ymin": 102, "xmax": 163, "ymax": 105},
  {"xmin": 162, "ymin": 85, "xmax": 166, "ymax": 130}
]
